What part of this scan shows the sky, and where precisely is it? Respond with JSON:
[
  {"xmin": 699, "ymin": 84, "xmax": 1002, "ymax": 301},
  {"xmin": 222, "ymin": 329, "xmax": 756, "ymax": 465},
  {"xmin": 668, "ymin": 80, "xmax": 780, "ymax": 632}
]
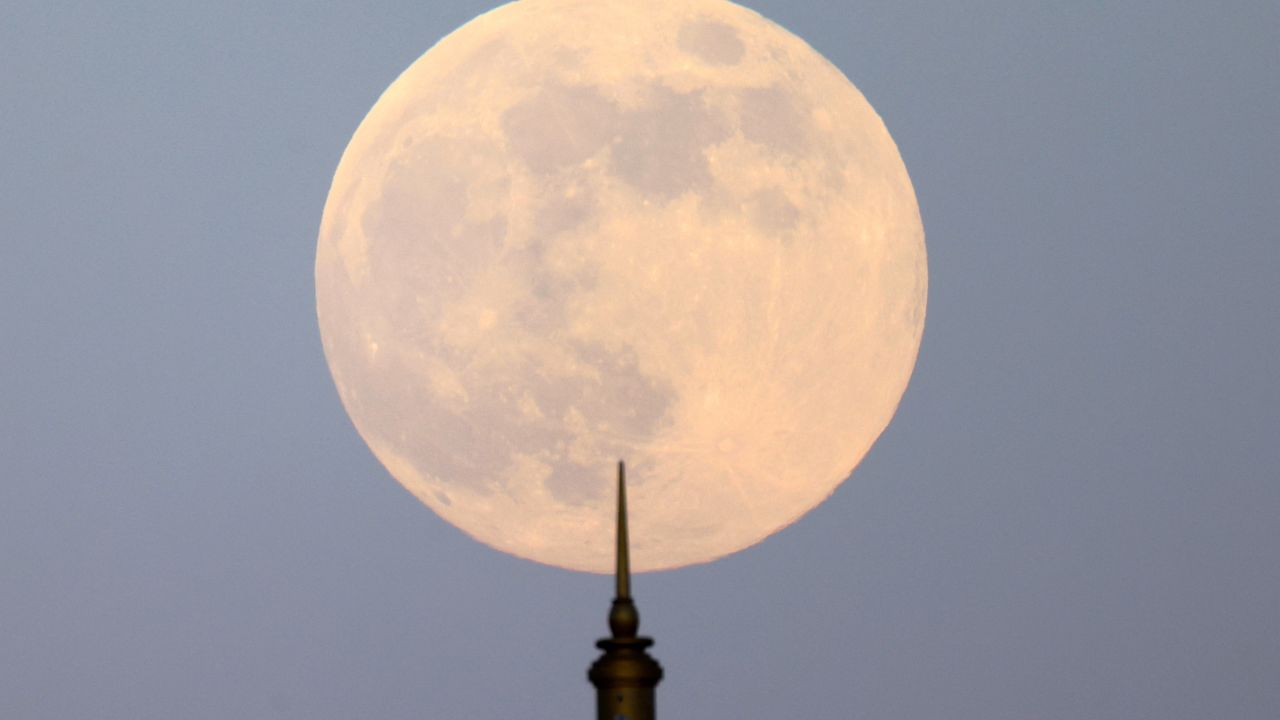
[{"xmin": 2, "ymin": 1, "xmax": 1277, "ymax": 718}]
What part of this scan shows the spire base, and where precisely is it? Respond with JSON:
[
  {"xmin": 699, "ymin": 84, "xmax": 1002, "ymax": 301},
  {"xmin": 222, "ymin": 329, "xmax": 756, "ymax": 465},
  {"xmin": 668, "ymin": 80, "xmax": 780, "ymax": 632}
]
[{"xmin": 589, "ymin": 638, "xmax": 663, "ymax": 720}]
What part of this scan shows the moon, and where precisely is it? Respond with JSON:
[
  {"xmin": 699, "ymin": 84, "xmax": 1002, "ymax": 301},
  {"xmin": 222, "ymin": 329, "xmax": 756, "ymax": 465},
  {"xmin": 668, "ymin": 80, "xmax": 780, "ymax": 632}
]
[{"xmin": 315, "ymin": 0, "xmax": 926, "ymax": 572}]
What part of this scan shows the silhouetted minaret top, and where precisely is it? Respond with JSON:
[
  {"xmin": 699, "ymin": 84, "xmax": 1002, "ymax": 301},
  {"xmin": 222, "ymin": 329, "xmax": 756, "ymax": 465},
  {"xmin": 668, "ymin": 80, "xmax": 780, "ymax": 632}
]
[
  {"xmin": 610, "ymin": 460, "xmax": 636, "ymax": 635},
  {"xmin": 588, "ymin": 461, "xmax": 663, "ymax": 720}
]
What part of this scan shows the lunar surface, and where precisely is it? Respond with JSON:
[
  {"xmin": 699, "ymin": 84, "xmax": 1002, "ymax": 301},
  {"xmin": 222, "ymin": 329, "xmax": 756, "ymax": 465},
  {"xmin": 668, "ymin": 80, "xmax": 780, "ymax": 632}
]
[{"xmin": 316, "ymin": 0, "xmax": 926, "ymax": 572}]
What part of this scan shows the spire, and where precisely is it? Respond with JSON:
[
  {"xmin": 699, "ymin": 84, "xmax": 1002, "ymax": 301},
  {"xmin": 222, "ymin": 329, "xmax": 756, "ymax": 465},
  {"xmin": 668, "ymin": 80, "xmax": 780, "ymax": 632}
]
[
  {"xmin": 608, "ymin": 461, "xmax": 639, "ymax": 638},
  {"xmin": 589, "ymin": 460, "xmax": 663, "ymax": 720},
  {"xmin": 616, "ymin": 461, "xmax": 631, "ymax": 600}
]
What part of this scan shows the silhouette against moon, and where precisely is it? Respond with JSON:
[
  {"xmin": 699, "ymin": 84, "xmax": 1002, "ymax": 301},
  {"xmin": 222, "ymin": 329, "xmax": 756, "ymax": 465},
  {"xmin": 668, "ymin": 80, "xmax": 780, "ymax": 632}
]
[{"xmin": 316, "ymin": 0, "xmax": 926, "ymax": 572}]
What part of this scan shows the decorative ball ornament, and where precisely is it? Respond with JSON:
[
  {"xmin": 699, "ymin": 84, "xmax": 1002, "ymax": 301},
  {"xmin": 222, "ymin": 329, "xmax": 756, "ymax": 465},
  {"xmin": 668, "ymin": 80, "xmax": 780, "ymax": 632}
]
[{"xmin": 316, "ymin": 0, "xmax": 927, "ymax": 572}]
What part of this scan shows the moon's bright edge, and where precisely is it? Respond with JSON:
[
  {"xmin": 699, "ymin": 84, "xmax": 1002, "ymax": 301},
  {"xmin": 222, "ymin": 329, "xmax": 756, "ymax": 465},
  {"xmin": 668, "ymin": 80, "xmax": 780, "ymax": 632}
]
[{"xmin": 316, "ymin": 0, "xmax": 926, "ymax": 572}]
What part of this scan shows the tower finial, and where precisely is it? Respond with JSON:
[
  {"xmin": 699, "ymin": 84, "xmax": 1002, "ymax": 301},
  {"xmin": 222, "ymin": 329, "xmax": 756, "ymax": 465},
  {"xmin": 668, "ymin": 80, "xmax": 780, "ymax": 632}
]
[
  {"xmin": 590, "ymin": 460, "xmax": 662, "ymax": 720},
  {"xmin": 616, "ymin": 460, "xmax": 631, "ymax": 600},
  {"xmin": 608, "ymin": 460, "xmax": 639, "ymax": 638}
]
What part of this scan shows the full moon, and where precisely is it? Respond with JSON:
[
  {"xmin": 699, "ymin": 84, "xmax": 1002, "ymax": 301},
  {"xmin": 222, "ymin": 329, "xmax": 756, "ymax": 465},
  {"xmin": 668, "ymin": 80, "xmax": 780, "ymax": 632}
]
[{"xmin": 316, "ymin": 0, "xmax": 926, "ymax": 572}]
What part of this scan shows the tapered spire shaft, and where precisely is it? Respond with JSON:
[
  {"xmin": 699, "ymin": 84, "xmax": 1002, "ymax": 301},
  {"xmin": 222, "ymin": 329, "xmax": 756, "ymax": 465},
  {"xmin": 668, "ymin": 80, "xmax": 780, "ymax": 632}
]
[
  {"xmin": 590, "ymin": 460, "xmax": 662, "ymax": 720},
  {"xmin": 616, "ymin": 460, "xmax": 631, "ymax": 600},
  {"xmin": 608, "ymin": 461, "xmax": 639, "ymax": 639}
]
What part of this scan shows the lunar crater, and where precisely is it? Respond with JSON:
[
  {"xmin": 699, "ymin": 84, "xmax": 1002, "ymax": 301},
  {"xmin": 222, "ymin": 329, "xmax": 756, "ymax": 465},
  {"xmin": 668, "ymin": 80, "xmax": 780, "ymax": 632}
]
[
  {"xmin": 611, "ymin": 85, "xmax": 729, "ymax": 200},
  {"xmin": 738, "ymin": 85, "xmax": 811, "ymax": 156},
  {"xmin": 502, "ymin": 83, "xmax": 619, "ymax": 175},
  {"xmin": 678, "ymin": 19, "xmax": 746, "ymax": 66}
]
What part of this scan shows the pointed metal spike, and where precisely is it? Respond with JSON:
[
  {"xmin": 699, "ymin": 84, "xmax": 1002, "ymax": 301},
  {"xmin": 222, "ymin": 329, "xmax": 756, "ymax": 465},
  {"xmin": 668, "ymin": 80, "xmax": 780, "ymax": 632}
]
[
  {"xmin": 591, "ymin": 460, "xmax": 661, "ymax": 719},
  {"xmin": 616, "ymin": 460, "xmax": 631, "ymax": 600}
]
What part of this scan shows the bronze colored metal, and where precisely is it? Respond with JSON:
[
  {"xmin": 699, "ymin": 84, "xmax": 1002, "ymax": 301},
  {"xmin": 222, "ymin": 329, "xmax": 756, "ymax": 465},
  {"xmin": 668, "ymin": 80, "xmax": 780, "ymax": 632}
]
[{"xmin": 588, "ymin": 461, "xmax": 663, "ymax": 720}]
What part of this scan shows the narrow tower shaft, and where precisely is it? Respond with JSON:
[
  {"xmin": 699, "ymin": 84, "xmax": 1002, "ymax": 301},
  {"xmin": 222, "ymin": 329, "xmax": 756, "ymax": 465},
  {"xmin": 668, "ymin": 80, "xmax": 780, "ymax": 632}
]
[
  {"xmin": 615, "ymin": 461, "xmax": 630, "ymax": 601},
  {"xmin": 588, "ymin": 461, "xmax": 663, "ymax": 720}
]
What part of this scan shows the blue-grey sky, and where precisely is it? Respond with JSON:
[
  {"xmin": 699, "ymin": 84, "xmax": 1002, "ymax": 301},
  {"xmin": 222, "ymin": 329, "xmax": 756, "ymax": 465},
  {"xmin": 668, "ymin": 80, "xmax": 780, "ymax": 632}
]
[{"xmin": 3, "ymin": 1, "xmax": 1277, "ymax": 718}]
